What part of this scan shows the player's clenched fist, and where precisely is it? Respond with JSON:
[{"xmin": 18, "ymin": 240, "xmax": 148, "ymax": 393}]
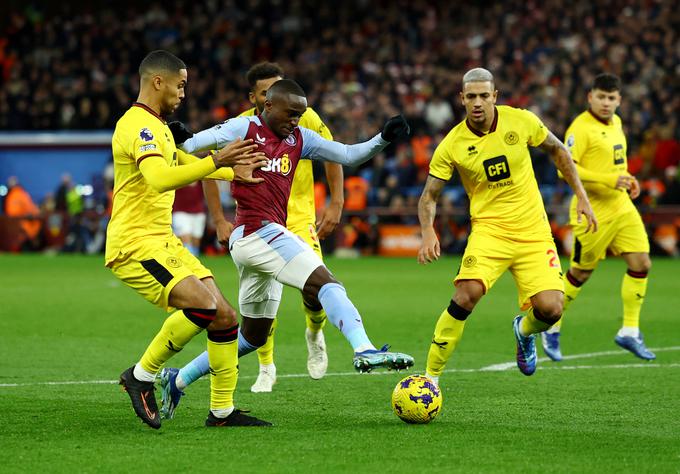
[{"xmin": 211, "ymin": 138, "xmax": 264, "ymax": 168}]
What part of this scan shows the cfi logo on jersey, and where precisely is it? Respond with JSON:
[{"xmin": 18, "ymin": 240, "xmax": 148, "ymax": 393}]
[
  {"xmin": 140, "ymin": 128, "xmax": 154, "ymax": 142},
  {"xmin": 262, "ymin": 153, "xmax": 292, "ymax": 176}
]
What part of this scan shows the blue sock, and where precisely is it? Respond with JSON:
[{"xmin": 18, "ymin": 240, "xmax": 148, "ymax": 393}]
[
  {"xmin": 318, "ymin": 282, "xmax": 374, "ymax": 352},
  {"xmin": 177, "ymin": 351, "xmax": 210, "ymax": 387},
  {"xmin": 238, "ymin": 329, "xmax": 259, "ymax": 358}
]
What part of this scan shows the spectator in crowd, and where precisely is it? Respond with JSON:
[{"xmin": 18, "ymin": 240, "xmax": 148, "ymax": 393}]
[{"xmin": 4, "ymin": 176, "xmax": 42, "ymax": 251}]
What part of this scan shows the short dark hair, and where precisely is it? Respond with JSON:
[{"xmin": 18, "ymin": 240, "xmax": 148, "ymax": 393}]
[
  {"xmin": 246, "ymin": 62, "xmax": 285, "ymax": 89},
  {"xmin": 266, "ymin": 79, "xmax": 306, "ymax": 100},
  {"xmin": 592, "ymin": 73, "xmax": 621, "ymax": 92},
  {"xmin": 139, "ymin": 50, "xmax": 186, "ymax": 77}
]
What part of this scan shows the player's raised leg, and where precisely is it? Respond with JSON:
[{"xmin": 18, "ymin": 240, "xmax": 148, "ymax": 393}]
[{"xmin": 425, "ymin": 280, "xmax": 482, "ymax": 385}]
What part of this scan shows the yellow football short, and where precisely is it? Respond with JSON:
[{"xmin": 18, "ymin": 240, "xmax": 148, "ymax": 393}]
[
  {"xmin": 110, "ymin": 235, "xmax": 213, "ymax": 311},
  {"xmin": 287, "ymin": 219, "xmax": 323, "ymax": 260},
  {"xmin": 570, "ymin": 209, "xmax": 649, "ymax": 270},
  {"xmin": 455, "ymin": 231, "xmax": 564, "ymax": 310}
]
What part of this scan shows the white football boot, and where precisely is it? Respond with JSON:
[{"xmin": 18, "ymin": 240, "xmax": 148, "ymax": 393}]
[{"xmin": 305, "ymin": 328, "xmax": 328, "ymax": 379}]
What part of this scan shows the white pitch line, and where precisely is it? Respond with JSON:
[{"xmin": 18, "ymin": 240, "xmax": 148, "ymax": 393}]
[
  {"xmin": 478, "ymin": 346, "xmax": 680, "ymax": 372},
  {"xmin": 0, "ymin": 346, "xmax": 678, "ymax": 388}
]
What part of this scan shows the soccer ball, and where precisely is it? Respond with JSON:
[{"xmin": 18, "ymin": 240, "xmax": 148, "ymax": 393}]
[{"xmin": 391, "ymin": 374, "xmax": 442, "ymax": 424}]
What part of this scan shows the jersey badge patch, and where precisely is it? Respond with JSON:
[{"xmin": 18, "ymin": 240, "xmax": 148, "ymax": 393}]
[
  {"xmin": 140, "ymin": 128, "xmax": 154, "ymax": 142},
  {"xmin": 463, "ymin": 255, "xmax": 477, "ymax": 268},
  {"xmin": 566, "ymin": 134, "xmax": 575, "ymax": 147},
  {"xmin": 284, "ymin": 134, "xmax": 297, "ymax": 146},
  {"xmin": 504, "ymin": 131, "xmax": 519, "ymax": 145}
]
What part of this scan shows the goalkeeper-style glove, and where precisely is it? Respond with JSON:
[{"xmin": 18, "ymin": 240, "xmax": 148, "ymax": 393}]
[
  {"xmin": 381, "ymin": 115, "xmax": 410, "ymax": 142},
  {"xmin": 168, "ymin": 121, "xmax": 194, "ymax": 145}
]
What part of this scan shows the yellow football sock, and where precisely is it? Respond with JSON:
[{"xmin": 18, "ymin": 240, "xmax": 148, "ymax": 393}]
[
  {"xmin": 520, "ymin": 307, "xmax": 552, "ymax": 336},
  {"xmin": 554, "ymin": 270, "xmax": 585, "ymax": 331},
  {"xmin": 426, "ymin": 309, "xmax": 467, "ymax": 377},
  {"xmin": 621, "ymin": 270, "xmax": 648, "ymax": 329},
  {"xmin": 304, "ymin": 303, "xmax": 327, "ymax": 332},
  {"xmin": 139, "ymin": 310, "xmax": 203, "ymax": 374},
  {"xmin": 256, "ymin": 318, "xmax": 278, "ymax": 366},
  {"xmin": 208, "ymin": 326, "xmax": 239, "ymax": 411}
]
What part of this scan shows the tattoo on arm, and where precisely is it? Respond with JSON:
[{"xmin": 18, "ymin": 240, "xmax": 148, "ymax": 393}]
[
  {"xmin": 539, "ymin": 131, "xmax": 586, "ymax": 198},
  {"xmin": 418, "ymin": 176, "xmax": 446, "ymax": 228}
]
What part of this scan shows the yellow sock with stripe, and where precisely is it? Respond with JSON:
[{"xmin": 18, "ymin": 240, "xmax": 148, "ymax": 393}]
[
  {"xmin": 550, "ymin": 270, "xmax": 585, "ymax": 332},
  {"xmin": 138, "ymin": 308, "xmax": 212, "ymax": 377},
  {"xmin": 208, "ymin": 325, "xmax": 239, "ymax": 416},
  {"xmin": 304, "ymin": 302, "xmax": 327, "ymax": 333},
  {"xmin": 519, "ymin": 307, "xmax": 553, "ymax": 336},
  {"xmin": 621, "ymin": 269, "xmax": 648, "ymax": 331},
  {"xmin": 425, "ymin": 301, "xmax": 470, "ymax": 377},
  {"xmin": 256, "ymin": 318, "xmax": 278, "ymax": 366}
]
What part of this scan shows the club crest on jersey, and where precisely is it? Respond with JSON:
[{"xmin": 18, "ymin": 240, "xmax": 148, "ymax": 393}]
[
  {"xmin": 139, "ymin": 128, "xmax": 154, "ymax": 142},
  {"xmin": 566, "ymin": 134, "xmax": 575, "ymax": 147},
  {"xmin": 284, "ymin": 134, "xmax": 297, "ymax": 146},
  {"xmin": 262, "ymin": 153, "xmax": 292, "ymax": 176},
  {"xmin": 504, "ymin": 131, "xmax": 519, "ymax": 145}
]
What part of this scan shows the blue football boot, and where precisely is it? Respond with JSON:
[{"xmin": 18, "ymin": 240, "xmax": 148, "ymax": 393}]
[
  {"xmin": 615, "ymin": 333, "xmax": 656, "ymax": 360},
  {"xmin": 513, "ymin": 316, "xmax": 537, "ymax": 376},
  {"xmin": 540, "ymin": 331, "xmax": 563, "ymax": 362},
  {"xmin": 353, "ymin": 345, "xmax": 414, "ymax": 373},
  {"xmin": 159, "ymin": 367, "xmax": 184, "ymax": 419}
]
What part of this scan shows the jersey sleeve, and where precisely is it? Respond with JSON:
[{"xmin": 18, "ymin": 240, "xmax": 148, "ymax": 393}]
[
  {"xmin": 180, "ymin": 117, "xmax": 251, "ymax": 153},
  {"xmin": 131, "ymin": 124, "xmax": 165, "ymax": 166},
  {"xmin": 564, "ymin": 119, "xmax": 588, "ymax": 164},
  {"xmin": 523, "ymin": 109, "xmax": 549, "ymax": 147},
  {"xmin": 299, "ymin": 126, "xmax": 387, "ymax": 166},
  {"xmin": 428, "ymin": 140, "xmax": 455, "ymax": 181},
  {"xmin": 177, "ymin": 149, "xmax": 234, "ymax": 181}
]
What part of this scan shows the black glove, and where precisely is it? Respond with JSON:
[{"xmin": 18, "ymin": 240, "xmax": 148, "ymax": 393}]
[
  {"xmin": 168, "ymin": 121, "xmax": 194, "ymax": 145},
  {"xmin": 381, "ymin": 115, "xmax": 410, "ymax": 142}
]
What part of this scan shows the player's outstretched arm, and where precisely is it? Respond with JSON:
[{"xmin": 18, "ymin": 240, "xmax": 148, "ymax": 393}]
[
  {"xmin": 417, "ymin": 176, "xmax": 446, "ymax": 265},
  {"xmin": 299, "ymin": 115, "xmax": 410, "ymax": 167},
  {"xmin": 539, "ymin": 131, "xmax": 598, "ymax": 233}
]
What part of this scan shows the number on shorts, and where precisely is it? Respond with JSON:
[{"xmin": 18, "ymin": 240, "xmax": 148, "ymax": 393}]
[{"xmin": 546, "ymin": 249, "xmax": 559, "ymax": 268}]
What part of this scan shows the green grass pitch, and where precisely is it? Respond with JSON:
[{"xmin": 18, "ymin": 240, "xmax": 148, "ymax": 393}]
[{"xmin": 0, "ymin": 254, "xmax": 678, "ymax": 473}]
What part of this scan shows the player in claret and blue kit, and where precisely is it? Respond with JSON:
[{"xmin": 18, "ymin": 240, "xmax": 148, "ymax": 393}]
[{"xmin": 160, "ymin": 79, "xmax": 414, "ymax": 420}]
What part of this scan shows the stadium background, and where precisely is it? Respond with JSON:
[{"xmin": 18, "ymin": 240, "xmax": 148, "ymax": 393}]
[{"xmin": 0, "ymin": 0, "xmax": 678, "ymax": 257}]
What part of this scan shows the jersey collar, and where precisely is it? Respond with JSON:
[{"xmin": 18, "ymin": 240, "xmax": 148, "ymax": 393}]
[
  {"xmin": 133, "ymin": 102, "xmax": 167, "ymax": 124},
  {"xmin": 465, "ymin": 106, "xmax": 498, "ymax": 137},
  {"xmin": 587, "ymin": 108, "xmax": 612, "ymax": 126}
]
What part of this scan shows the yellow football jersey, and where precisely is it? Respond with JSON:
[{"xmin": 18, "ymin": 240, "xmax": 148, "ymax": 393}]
[
  {"xmin": 239, "ymin": 106, "xmax": 333, "ymax": 226},
  {"xmin": 429, "ymin": 105, "xmax": 551, "ymax": 239},
  {"xmin": 105, "ymin": 103, "xmax": 178, "ymax": 265},
  {"xmin": 565, "ymin": 111, "xmax": 634, "ymax": 223}
]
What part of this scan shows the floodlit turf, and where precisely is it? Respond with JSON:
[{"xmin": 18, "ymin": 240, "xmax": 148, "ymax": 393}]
[{"xmin": 0, "ymin": 254, "xmax": 678, "ymax": 473}]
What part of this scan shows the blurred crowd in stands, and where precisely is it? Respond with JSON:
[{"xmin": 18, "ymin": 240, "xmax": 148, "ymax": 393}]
[{"xmin": 1, "ymin": 0, "xmax": 679, "ymax": 255}]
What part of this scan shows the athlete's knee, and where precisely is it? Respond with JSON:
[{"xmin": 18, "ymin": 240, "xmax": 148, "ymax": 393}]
[
  {"xmin": 534, "ymin": 301, "xmax": 563, "ymax": 325},
  {"xmin": 303, "ymin": 266, "xmax": 338, "ymax": 299},
  {"xmin": 212, "ymin": 304, "xmax": 238, "ymax": 329},
  {"xmin": 568, "ymin": 268, "xmax": 592, "ymax": 284},
  {"xmin": 302, "ymin": 293, "xmax": 323, "ymax": 312},
  {"xmin": 240, "ymin": 318, "xmax": 270, "ymax": 347},
  {"xmin": 628, "ymin": 254, "xmax": 651, "ymax": 274},
  {"xmin": 453, "ymin": 282, "xmax": 483, "ymax": 311}
]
